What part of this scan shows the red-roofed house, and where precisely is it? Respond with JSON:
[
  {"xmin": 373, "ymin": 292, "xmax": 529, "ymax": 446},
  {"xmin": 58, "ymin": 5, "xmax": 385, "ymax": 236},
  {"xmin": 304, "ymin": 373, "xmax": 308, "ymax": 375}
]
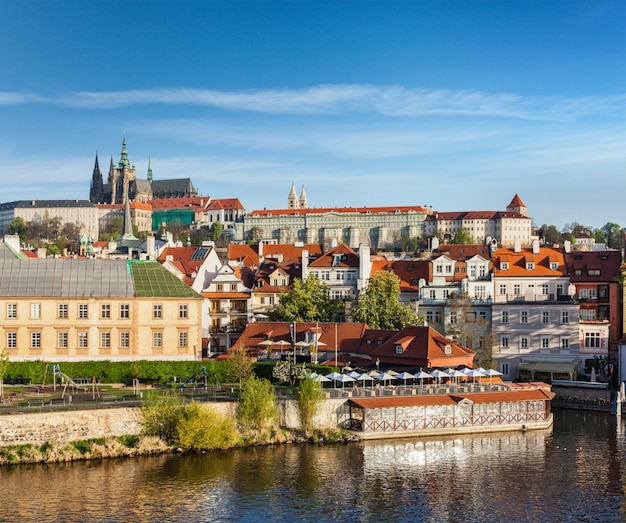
[{"xmin": 492, "ymin": 240, "xmax": 581, "ymax": 381}]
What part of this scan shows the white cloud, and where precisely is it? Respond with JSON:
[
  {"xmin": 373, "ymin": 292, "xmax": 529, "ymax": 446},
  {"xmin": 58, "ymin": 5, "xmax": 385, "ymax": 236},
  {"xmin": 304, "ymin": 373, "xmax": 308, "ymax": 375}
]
[{"xmin": 3, "ymin": 85, "xmax": 625, "ymax": 121}]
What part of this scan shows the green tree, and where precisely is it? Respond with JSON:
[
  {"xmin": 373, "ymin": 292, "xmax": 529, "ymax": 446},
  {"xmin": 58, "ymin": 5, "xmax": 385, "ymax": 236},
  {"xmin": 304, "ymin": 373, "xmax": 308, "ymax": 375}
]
[
  {"xmin": 225, "ymin": 345, "xmax": 254, "ymax": 385},
  {"xmin": 175, "ymin": 402, "xmax": 239, "ymax": 450},
  {"xmin": 211, "ymin": 221, "xmax": 224, "ymax": 242},
  {"xmin": 599, "ymin": 222, "xmax": 624, "ymax": 250},
  {"xmin": 268, "ymin": 275, "xmax": 344, "ymax": 322},
  {"xmin": 297, "ymin": 376, "xmax": 325, "ymax": 434},
  {"xmin": 351, "ymin": 270, "xmax": 418, "ymax": 329},
  {"xmin": 237, "ymin": 374, "xmax": 278, "ymax": 431},
  {"xmin": 7, "ymin": 217, "xmax": 27, "ymax": 241},
  {"xmin": 540, "ymin": 224, "xmax": 563, "ymax": 246},
  {"xmin": 451, "ymin": 227, "xmax": 473, "ymax": 244}
]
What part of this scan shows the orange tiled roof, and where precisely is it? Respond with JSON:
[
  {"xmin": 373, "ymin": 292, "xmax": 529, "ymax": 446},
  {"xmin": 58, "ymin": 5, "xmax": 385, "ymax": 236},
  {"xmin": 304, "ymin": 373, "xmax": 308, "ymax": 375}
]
[
  {"xmin": 507, "ymin": 193, "xmax": 527, "ymax": 208},
  {"xmin": 148, "ymin": 197, "xmax": 211, "ymax": 211},
  {"xmin": 309, "ymin": 244, "xmax": 359, "ymax": 268},
  {"xmin": 348, "ymin": 388, "xmax": 553, "ymax": 409},
  {"xmin": 493, "ymin": 247, "xmax": 567, "ymax": 277},
  {"xmin": 207, "ymin": 198, "xmax": 244, "ymax": 210},
  {"xmin": 158, "ymin": 246, "xmax": 212, "ymax": 277}
]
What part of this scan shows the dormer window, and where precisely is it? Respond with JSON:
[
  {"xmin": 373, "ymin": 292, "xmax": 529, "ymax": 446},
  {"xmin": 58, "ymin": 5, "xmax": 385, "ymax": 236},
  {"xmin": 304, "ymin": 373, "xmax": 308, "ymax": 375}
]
[
  {"xmin": 500, "ymin": 262, "xmax": 509, "ymax": 270},
  {"xmin": 550, "ymin": 262, "xmax": 558, "ymax": 270},
  {"xmin": 444, "ymin": 345, "xmax": 452, "ymax": 355},
  {"xmin": 526, "ymin": 262, "xmax": 535, "ymax": 270},
  {"xmin": 395, "ymin": 344, "xmax": 404, "ymax": 354}
]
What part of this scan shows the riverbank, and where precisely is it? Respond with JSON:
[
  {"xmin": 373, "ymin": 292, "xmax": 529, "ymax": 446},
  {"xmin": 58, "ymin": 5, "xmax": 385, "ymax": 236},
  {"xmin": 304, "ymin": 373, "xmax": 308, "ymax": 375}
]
[{"xmin": 0, "ymin": 428, "xmax": 359, "ymax": 466}]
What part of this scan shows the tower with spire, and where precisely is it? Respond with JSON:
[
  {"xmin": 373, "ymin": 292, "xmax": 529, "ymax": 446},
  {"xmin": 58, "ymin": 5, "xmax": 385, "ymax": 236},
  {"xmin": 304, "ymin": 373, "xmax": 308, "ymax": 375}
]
[
  {"xmin": 299, "ymin": 185, "xmax": 308, "ymax": 209},
  {"xmin": 288, "ymin": 182, "xmax": 299, "ymax": 209},
  {"xmin": 506, "ymin": 193, "xmax": 527, "ymax": 217},
  {"xmin": 89, "ymin": 153, "xmax": 105, "ymax": 204}
]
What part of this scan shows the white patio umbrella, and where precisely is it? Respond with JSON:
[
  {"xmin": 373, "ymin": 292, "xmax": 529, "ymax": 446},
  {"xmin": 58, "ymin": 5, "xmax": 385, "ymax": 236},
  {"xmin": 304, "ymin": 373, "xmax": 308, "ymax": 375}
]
[
  {"xmin": 482, "ymin": 369, "xmax": 502, "ymax": 384},
  {"xmin": 332, "ymin": 374, "xmax": 356, "ymax": 389},
  {"xmin": 356, "ymin": 373, "xmax": 376, "ymax": 388},
  {"xmin": 368, "ymin": 370, "xmax": 382, "ymax": 378},
  {"xmin": 347, "ymin": 370, "xmax": 362, "ymax": 379},
  {"xmin": 430, "ymin": 369, "xmax": 450, "ymax": 384},
  {"xmin": 376, "ymin": 372, "xmax": 397, "ymax": 386},
  {"xmin": 324, "ymin": 371, "xmax": 343, "ymax": 388},
  {"xmin": 258, "ymin": 339, "xmax": 274, "ymax": 347},
  {"xmin": 414, "ymin": 370, "xmax": 433, "ymax": 387},
  {"xmin": 312, "ymin": 374, "xmax": 331, "ymax": 383},
  {"xmin": 395, "ymin": 371, "xmax": 416, "ymax": 386},
  {"xmin": 467, "ymin": 369, "xmax": 486, "ymax": 383},
  {"xmin": 447, "ymin": 369, "xmax": 467, "ymax": 383}
]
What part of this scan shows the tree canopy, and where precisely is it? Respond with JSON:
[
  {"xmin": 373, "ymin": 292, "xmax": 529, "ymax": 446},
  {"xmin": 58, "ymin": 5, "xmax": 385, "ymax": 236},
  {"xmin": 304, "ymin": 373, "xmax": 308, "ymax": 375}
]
[
  {"xmin": 268, "ymin": 275, "xmax": 344, "ymax": 322},
  {"xmin": 351, "ymin": 270, "xmax": 418, "ymax": 329}
]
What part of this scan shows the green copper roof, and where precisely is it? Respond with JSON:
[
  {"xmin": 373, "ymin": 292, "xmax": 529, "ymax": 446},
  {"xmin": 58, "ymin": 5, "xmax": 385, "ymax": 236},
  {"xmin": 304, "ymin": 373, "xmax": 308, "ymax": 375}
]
[{"xmin": 129, "ymin": 260, "xmax": 202, "ymax": 298}]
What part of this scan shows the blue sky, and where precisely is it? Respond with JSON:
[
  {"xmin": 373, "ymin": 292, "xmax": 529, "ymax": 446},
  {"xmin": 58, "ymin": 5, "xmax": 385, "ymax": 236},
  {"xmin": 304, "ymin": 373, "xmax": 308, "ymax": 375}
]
[{"xmin": 1, "ymin": 0, "xmax": 624, "ymax": 230}]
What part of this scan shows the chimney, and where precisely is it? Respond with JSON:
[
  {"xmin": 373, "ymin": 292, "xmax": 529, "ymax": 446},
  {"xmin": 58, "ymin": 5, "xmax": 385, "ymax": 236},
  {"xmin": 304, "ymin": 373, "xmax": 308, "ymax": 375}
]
[
  {"xmin": 564, "ymin": 240, "xmax": 571, "ymax": 254},
  {"xmin": 532, "ymin": 239, "xmax": 540, "ymax": 254},
  {"xmin": 514, "ymin": 239, "xmax": 521, "ymax": 253}
]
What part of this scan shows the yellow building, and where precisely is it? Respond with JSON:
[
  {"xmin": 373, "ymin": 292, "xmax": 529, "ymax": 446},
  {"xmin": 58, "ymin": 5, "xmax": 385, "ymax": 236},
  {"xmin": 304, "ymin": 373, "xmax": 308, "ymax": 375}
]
[{"xmin": 0, "ymin": 245, "xmax": 203, "ymax": 361}]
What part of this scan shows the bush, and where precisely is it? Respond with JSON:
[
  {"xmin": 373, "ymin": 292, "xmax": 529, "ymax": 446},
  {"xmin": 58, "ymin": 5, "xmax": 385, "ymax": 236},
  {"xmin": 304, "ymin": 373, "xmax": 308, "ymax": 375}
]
[
  {"xmin": 175, "ymin": 402, "xmax": 239, "ymax": 450},
  {"xmin": 140, "ymin": 395, "xmax": 186, "ymax": 444},
  {"xmin": 237, "ymin": 374, "xmax": 278, "ymax": 430},
  {"xmin": 297, "ymin": 377, "xmax": 324, "ymax": 434}
]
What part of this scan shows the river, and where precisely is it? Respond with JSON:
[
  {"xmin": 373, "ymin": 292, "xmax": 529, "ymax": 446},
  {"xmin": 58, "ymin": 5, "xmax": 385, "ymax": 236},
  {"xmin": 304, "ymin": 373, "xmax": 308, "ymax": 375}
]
[{"xmin": 1, "ymin": 409, "xmax": 625, "ymax": 522}]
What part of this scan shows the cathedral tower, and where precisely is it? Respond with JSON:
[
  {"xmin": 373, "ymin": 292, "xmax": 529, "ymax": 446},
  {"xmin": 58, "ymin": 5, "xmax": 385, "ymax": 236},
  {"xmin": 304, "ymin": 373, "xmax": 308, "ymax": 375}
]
[{"xmin": 89, "ymin": 153, "xmax": 105, "ymax": 204}]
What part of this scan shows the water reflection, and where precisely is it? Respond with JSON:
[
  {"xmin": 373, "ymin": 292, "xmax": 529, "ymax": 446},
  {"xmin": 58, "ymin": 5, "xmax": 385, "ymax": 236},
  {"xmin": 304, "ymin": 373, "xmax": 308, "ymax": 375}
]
[{"xmin": 1, "ymin": 410, "xmax": 625, "ymax": 522}]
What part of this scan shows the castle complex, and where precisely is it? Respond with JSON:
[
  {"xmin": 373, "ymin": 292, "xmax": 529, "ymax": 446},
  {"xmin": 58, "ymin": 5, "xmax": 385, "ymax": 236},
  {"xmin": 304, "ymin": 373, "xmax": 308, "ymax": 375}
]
[{"xmin": 89, "ymin": 137, "xmax": 198, "ymax": 205}]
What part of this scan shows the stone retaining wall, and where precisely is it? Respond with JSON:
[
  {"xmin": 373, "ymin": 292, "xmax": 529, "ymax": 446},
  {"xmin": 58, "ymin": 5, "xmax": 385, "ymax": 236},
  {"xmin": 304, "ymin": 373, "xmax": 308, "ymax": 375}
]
[{"xmin": 0, "ymin": 398, "xmax": 347, "ymax": 447}]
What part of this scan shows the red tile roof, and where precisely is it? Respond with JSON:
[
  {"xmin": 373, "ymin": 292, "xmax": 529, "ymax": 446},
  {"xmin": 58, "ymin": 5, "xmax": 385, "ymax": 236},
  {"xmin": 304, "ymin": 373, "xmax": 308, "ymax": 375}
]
[
  {"xmin": 348, "ymin": 388, "xmax": 554, "ymax": 409},
  {"xmin": 493, "ymin": 247, "xmax": 567, "ymax": 277},
  {"xmin": 207, "ymin": 198, "xmax": 245, "ymax": 210},
  {"xmin": 148, "ymin": 197, "xmax": 211, "ymax": 210},
  {"xmin": 309, "ymin": 244, "xmax": 359, "ymax": 268}
]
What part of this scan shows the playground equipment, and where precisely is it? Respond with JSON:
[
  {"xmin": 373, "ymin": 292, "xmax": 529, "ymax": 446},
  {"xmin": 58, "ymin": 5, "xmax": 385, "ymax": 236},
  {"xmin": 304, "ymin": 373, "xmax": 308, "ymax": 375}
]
[
  {"xmin": 42, "ymin": 364, "xmax": 88, "ymax": 399},
  {"xmin": 179, "ymin": 366, "xmax": 207, "ymax": 390}
]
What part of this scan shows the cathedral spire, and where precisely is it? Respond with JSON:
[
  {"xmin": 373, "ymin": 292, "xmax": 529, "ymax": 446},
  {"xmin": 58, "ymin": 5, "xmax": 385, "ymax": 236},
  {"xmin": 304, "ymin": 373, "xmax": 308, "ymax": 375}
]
[
  {"xmin": 119, "ymin": 193, "xmax": 138, "ymax": 242},
  {"xmin": 147, "ymin": 155, "xmax": 153, "ymax": 182},
  {"xmin": 89, "ymin": 152, "xmax": 105, "ymax": 204},
  {"xmin": 119, "ymin": 135, "xmax": 131, "ymax": 168}
]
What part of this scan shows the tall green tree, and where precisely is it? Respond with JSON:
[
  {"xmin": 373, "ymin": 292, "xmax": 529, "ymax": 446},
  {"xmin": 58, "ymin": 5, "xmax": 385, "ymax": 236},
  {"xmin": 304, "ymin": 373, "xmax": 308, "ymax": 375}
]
[
  {"xmin": 268, "ymin": 275, "xmax": 344, "ymax": 322},
  {"xmin": 7, "ymin": 217, "xmax": 27, "ymax": 242},
  {"xmin": 351, "ymin": 270, "xmax": 418, "ymax": 329},
  {"xmin": 599, "ymin": 222, "xmax": 624, "ymax": 250},
  {"xmin": 451, "ymin": 227, "xmax": 473, "ymax": 245},
  {"xmin": 210, "ymin": 221, "xmax": 223, "ymax": 242}
]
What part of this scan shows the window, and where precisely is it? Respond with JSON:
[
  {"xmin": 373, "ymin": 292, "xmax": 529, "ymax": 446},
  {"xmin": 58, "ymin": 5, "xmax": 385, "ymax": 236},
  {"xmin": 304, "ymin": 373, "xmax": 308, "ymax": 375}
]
[
  {"xmin": 429, "ymin": 290, "xmax": 436, "ymax": 299},
  {"xmin": 426, "ymin": 311, "xmax": 434, "ymax": 322},
  {"xmin": 499, "ymin": 284, "xmax": 506, "ymax": 296},
  {"xmin": 260, "ymin": 297, "xmax": 266, "ymax": 305},
  {"xmin": 216, "ymin": 283, "xmax": 224, "ymax": 291},
  {"xmin": 7, "ymin": 332, "xmax": 17, "ymax": 348},
  {"xmin": 450, "ymin": 312, "xmax": 457, "ymax": 324},
  {"xmin": 30, "ymin": 303, "xmax": 41, "ymax": 319},
  {"xmin": 520, "ymin": 337, "xmax": 529, "ymax": 349},
  {"xmin": 79, "ymin": 304, "xmax": 89, "ymax": 319},
  {"xmin": 100, "ymin": 332, "xmax": 111, "ymax": 348},
  {"xmin": 78, "ymin": 331, "xmax": 88, "ymax": 348},
  {"xmin": 550, "ymin": 262, "xmax": 558, "ymax": 270},
  {"xmin": 513, "ymin": 284, "xmax": 521, "ymax": 296},
  {"xmin": 179, "ymin": 331, "xmax": 188, "ymax": 348},
  {"xmin": 501, "ymin": 311, "xmax": 509, "ymax": 324},
  {"xmin": 120, "ymin": 304, "xmax": 130, "ymax": 319},
  {"xmin": 561, "ymin": 337, "xmax": 570, "ymax": 349},
  {"xmin": 58, "ymin": 331, "xmax": 68, "ymax": 348},
  {"xmin": 526, "ymin": 262, "xmax": 535, "ymax": 270},
  {"xmin": 479, "ymin": 311, "xmax": 487, "ymax": 321},
  {"xmin": 100, "ymin": 304, "xmax": 111, "ymax": 319},
  {"xmin": 58, "ymin": 304, "xmax": 69, "ymax": 319},
  {"xmin": 540, "ymin": 284, "xmax": 549, "ymax": 295},
  {"xmin": 579, "ymin": 289, "xmax": 588, "ymax": 299},
  {"xmin": 541, "ymin": 337, "xmax": 550, "ymax": 349},
  {"xmin": 7, "ymin": 303, "xmax": 17, "ymax": 319},
  {"xmin": 179, "ymin": 304, "xmax": 188, "ymax": 319},
  {"xmin": 153, "ymin": 304, "xmax": 163, "ymax": 319},
  {"xmin": 231, "ymin": 284, "xmax": 237, "ymax": 291},
  {"xmin": 584, "ymin": 332, "xmax": 601, "ymax": 348},
  {"xmin": 588, "ymin": 269, "xmax": 601, "ymax": 276},
  {"xmin": 120, "ymin": 332, "xmax": 130, "ymax": 348},
  {"xmin": 521, "ymin": 311, "xmax": 528, "ymax": 324},
  {"xmin": 475, "ymin": 285, "xmax": 486, "ymax": 299},
  {"xmin": 153, "ymin": 331, "xmax": 163, "ymax": 348},
  {"xmin": 580, "ymin": 309, "xmax": 597, "ymax": 321},
  {"xmin": 395, "ymin": 344, "xmax": 403, "ymax": 354},
  {"xmin": 542, "ymin": 311, "xmax": 549, "ymax": 324},
  {"xmin": 500, "ymin": 262, "xmax": 509, "ymax": 270},
  {"xmin": 501, "ymin": 336, "xmax": 509, "ymax": 349},
  {"xmin": 434, "ymin": 311, "xmax": 442, "ymax": 323},
  {"xmin": 31, "ymin": 331, "xmax": 41, "ymax": 348},
  {"xmin": 561, "ymin": 311, "xmax": 569, "ymax": 324},
  {"xmin": 588, "ymin": 288, "xmax": 597, "ymax": 299},
  {"xmin": 501, "ymin": 363, "xmax": 509, "ymax": 376}
]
